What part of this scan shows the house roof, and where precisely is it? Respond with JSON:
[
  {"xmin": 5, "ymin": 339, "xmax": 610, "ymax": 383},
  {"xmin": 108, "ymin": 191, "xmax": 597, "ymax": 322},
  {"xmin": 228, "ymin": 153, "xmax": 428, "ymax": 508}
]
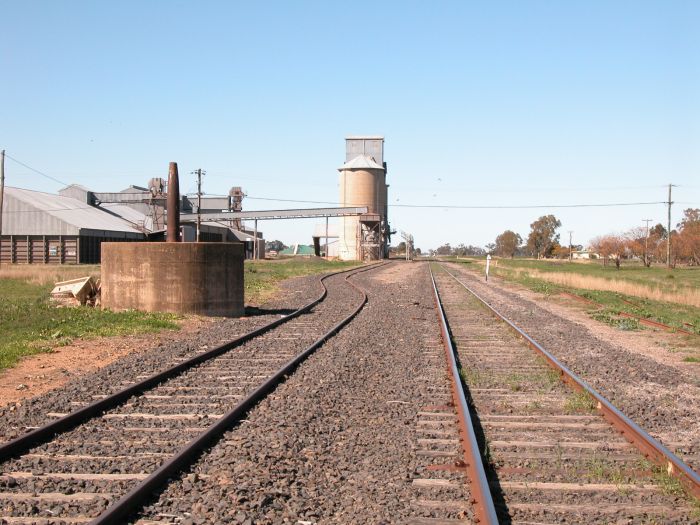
[
  {"xmin": 338, "ymin": 155, "xmax": 385, "ymax": 172},
  {"xmin": 6, "ymin": 187, "xmax": 144, "ymax": 235}
]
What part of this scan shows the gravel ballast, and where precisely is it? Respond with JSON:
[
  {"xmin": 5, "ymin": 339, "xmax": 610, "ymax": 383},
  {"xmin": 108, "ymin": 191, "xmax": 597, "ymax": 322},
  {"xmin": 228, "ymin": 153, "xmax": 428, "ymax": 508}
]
[
  {"xmin": 443, "ymin": 262, "xmax": 700, "ymax": 470},
  {"xmin": 0, "ymin": 273, "xmax": 327, "ymax": 443},
  {"xmin": 132, "ymin": 261, "xmax": 463, "ymax": 524}
]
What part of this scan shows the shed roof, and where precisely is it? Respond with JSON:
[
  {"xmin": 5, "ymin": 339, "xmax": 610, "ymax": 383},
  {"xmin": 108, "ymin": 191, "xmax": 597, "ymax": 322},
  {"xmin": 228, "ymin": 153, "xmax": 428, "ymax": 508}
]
[
  {"xmin": 100, "ymin": 203, "xmax": 153, "ymax": 231},
  {"xmin": 5, "ymin": 187, "xmax": 144, "ymax": 235},
  {"xmin": 338, "ymin": 155, "xmax": 385, "ymax": 172}
]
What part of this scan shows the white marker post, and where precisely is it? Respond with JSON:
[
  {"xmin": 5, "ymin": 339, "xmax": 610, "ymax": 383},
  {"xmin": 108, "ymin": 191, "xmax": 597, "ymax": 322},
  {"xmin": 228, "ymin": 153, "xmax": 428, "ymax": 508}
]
[{"xmin": 485, "ymin": 254, "xmax": 491, "ymax": 282}]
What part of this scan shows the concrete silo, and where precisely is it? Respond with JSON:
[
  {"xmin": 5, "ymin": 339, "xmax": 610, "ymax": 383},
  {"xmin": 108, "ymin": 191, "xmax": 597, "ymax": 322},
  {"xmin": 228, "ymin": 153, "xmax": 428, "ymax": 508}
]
[{"xmin": 337, "ymin": 136, "xmax": 390, "ymax": 261}]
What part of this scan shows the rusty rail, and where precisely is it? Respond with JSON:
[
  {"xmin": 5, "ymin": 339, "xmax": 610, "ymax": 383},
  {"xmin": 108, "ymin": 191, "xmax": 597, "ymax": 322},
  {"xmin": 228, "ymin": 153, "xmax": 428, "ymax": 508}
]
[
  {"xmin": 90, "ymin": 262, "xmax": 386, "ymax": 524},
  {"xmin": 0, "ymin": 263, "xmax": 381, "ymax": 463},
  {"xmin": 429, "ymin": 265, "xmax": 500, "ymax": 524},
  {"xmin": 559, "ymin": 291, "xmax": 694, "ymax": 336},
  {"xmin": 440, "ymin": 263, "xmax": 700, "ymax": 499}
]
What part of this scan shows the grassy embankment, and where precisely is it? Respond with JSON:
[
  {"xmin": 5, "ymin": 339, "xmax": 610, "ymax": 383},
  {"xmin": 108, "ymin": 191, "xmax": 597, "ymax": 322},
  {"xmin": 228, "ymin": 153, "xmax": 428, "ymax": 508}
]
[
  {"xmin": 452, "ymin": 258, "xmax": 700, "ymax": 359},
  {"xmin": 0, "ymin": 257, "xmax": 358, "ymax": 372},
  {"xmin": 0, "ymin": 265, "xmax": 180, "ymax": 372}
]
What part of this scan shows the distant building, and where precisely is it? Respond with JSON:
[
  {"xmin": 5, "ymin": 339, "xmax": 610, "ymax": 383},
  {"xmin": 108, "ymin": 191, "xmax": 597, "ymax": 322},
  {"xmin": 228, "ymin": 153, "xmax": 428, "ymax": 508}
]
[
  {"xmin": 312, "ymin": 223, "xmax": 339, "ymax": 257},
  {"xmin": 0, "ymin": 182, "xmax": 264, "ymax": 264},
  {"xmin": 337, "ymin": 136, "xmax": 390, "ymax": 261},
  {"xmin": 0, "ymin": 187, "xmax": 144, "ymax": 264},
  {"xmin": 280, "ymin": 244, "xmax": 316, "ymax": 256},
  {"xmin": 572, "ymin": 249, "xmax": 599, "ymax": 260}
]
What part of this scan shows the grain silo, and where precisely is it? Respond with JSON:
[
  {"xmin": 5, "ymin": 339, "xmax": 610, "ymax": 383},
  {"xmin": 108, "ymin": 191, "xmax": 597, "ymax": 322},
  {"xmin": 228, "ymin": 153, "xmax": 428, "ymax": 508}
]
[{"xmin": 337, "ymin": 136, "xmax": 390, "ymax": 261}]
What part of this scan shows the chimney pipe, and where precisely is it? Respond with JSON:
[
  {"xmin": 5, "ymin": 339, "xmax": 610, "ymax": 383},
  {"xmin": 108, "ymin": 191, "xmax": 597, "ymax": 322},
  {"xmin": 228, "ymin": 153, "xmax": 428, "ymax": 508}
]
[{"xmin": 167, "ymin": 162, "xmax": 180, "ymax": 242}]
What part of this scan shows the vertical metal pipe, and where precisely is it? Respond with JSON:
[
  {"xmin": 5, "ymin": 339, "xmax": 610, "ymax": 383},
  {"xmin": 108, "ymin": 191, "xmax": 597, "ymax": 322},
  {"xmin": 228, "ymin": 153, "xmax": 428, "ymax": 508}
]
[
  {"xmin": 253, "ymin": 219, "xmax": 258, "ymax": 260},
  {"xmin": 325, "ymin": 216, "xmax": 329, "ymax": 259},
  {"xmin": 0, "ymin": 150, "xmax": 5, "ymax": 266},
  {"xmin": 167, "ymin": 162, "xmax": 180, "ymax": 242},
  {"xmin": 196, "ymin": 169, "xmax": 201, "ymax": 242}
]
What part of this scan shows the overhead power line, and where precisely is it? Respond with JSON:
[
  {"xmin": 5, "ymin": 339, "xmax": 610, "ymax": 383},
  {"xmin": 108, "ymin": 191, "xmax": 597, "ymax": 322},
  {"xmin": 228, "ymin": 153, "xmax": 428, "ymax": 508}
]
[
  {"xmin": 244, "ymin": 195, "xmax": 667, "ymax": 209},
  {"xmin": 4, "ymin": 153, "xmax": 70, "ymax": 187}
]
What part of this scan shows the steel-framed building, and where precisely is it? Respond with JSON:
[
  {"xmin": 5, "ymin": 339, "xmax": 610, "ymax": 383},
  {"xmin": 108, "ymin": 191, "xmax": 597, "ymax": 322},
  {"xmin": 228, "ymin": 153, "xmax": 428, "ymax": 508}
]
[{"xmin": 0, "ymin": 187, "xmax": 145, "ymax": 264}]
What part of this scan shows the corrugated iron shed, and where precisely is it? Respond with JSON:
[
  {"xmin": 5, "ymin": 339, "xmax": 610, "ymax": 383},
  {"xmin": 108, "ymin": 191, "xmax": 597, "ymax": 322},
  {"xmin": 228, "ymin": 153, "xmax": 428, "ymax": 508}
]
[{"xmin": 2, "ymin": 187, "xmax": 144, "ymax": 238}]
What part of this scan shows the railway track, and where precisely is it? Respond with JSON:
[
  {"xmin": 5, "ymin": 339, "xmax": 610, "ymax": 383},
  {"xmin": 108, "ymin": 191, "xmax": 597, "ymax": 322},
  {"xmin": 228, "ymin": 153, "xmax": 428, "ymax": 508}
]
[
  {"xmin": 429, "ymin": 262, "xmax": 700, "ymax": 524},
  {"xmin": 0, "ymin": 263, "xmax": 384, "ymax": 524}
]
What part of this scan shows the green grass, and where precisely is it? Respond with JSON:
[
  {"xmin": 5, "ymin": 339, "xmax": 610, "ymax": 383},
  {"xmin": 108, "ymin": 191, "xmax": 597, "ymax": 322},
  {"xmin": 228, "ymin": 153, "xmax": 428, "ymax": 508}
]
[
  {"xmin": 0, "ymin": 278, "xmax": 180, "ymax": 372},
  {"xmin": 682, "ymin": 356, "xmax": 700, "ymax": 363},
  {"xmin": 455, "ymin": 259, "xmax": 700, "ymax": 336},
  {"xmin": 0, "ymin": 258, "xmax": 361, "ymax": 372},
  {"xmin": 486, "ymin": 258, "xmax": 700, "ymax": 293},
  {"xmin": 589, "ymin": 311, "xmax": 641, "ymax": 331},
  {"xmin": 244, "ymin": 258, "xmax": 360, "ymax": 305},
  {"xmin": 564, "ymin": 390, "xmax": 597, "ymax": 414}
]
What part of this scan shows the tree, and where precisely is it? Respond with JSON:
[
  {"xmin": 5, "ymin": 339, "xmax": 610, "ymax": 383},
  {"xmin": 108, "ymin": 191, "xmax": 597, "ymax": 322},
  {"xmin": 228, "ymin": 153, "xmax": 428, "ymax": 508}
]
[
  {"xmin": 526, "ymin": 215, "xmax": 561, "ymax": 258},
  {"xmin": 265, "ymin": 240, "xmax": 286, "ymax": 252},
  {"xmin": 648, "ymin": 224, "xmax": 668, "ymax": 265},
  {"xmin": 676, "ymin": 208, "xmax": 700, "ymax": 265},
  {"xmin": 458, "ymin": 244, "xmax": 486, "ymax": 256},
  {"xmin": 591, "ymin": 234, "xmax": 626, "ymax": 269},
  {"xmin": 552, "ymin": 244, "xmax": 571, "ymax": 259},
  {"xmin": 625, "ymin": 227, "xmax": 649, "ymax": 266},
  {"xmin": 453, "ymin": 244, "xmax": 467, "ymax": 256},
  {"xmin": 435, "ymin": 243, "xmax": 452, "ymax": 256},
  {"xmin": 494, "ymin": 230, "xmax": 522, "ymax": 258}
]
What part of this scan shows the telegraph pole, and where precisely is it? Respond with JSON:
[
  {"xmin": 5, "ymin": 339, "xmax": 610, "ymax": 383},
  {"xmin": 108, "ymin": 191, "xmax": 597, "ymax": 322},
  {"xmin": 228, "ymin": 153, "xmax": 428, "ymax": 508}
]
[
  {"xmin": 666, "ymin": 184, "xmax": 673, "ymax": 268},
  {"xmin": 193, "ymin": 169, "xmax": 205, "ymax": 242},
  {"xmin": 643, "ymin": 219, "xmax": 652, "ymax": 267},
  {"xmin": 0, "ymin": 150, "xmax": 4, "ymax": 266},
  {"xmin": 568, "ymin": 230, "xmax": 573, "ymax": 262}
]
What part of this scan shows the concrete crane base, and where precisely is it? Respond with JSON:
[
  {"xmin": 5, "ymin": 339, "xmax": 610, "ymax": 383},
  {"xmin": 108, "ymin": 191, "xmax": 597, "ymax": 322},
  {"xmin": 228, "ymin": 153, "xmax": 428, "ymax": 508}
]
[{"xmin": 101, "ymin": 242, "xmax": 244, "ymax": 317}]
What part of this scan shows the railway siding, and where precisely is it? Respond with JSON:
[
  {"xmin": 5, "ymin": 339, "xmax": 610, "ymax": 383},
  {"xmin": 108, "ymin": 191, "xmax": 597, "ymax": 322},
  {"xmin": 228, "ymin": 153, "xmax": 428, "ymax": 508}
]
[
  {"xmin": 132, "ymin": 262, "xmax": 475, "ymax": 524},
  {"xmin": 445, "ymin": 261, "xmax": 700, "ymax": 471},
  {"xmin": 432, "ymin": 263, "xmax": 699, "ymax": 523}
]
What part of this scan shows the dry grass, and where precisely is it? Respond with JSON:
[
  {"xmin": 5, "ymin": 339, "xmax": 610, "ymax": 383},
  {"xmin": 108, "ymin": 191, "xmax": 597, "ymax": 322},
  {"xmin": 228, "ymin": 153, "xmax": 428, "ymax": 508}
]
[
  {"xmin": 0, "ymin": 264, "xmax": 100, "ymax": 286},
  {"xmin": 517, "ymin": 268, "xmax": 700, "ymax": 308}
]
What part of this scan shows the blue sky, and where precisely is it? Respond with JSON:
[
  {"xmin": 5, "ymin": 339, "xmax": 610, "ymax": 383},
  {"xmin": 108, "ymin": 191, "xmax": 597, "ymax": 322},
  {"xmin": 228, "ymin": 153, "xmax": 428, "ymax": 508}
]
[{"xmin": 2, "ymin": 1, "xmax": 698, "ymax": 250}]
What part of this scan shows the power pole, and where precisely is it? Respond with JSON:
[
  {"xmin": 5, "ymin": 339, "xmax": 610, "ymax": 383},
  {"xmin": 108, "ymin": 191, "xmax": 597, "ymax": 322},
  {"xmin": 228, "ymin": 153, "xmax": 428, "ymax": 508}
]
[
  {"xmin": 643, "ymin": 219, "xmax": 652, "ymax": 267},
  {"xmin": 0, "ymin": 150, "xmax": 4, "ymax": 267},
  {"xmin": 193, "ymin": 169, "xmax": 205, "ymax": 242},
  {"xmin": 666, "ymin": 184, "xmax": 673, "ymax": 268},
  {"xmin": 568, "ymin": 230, "xmax": 573, "ymax": 262}
]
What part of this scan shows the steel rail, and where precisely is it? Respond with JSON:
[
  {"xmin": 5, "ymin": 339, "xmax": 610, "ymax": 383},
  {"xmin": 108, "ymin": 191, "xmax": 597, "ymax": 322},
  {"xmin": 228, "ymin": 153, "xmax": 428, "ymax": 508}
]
[
  {"xmin": 90, "ymin": 261, "xmax": 386, "ymax": 525},
  {"xmin": 0, "ymin": 262, "xmax": 382, "ymax": 463},
  {"xmin": 439, "ymin": 263, "xmax": 700, "ymax": 499},
  {"xmin": 429, "ymin": 265, "xmax": 500, "ymax": 525}
]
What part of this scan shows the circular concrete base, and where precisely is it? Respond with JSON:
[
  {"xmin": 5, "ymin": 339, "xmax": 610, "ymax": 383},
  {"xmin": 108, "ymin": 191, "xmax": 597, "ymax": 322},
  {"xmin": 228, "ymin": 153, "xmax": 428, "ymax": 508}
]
[{"xmin": 101, "ymin": 242, "xmax": 244, "ymax": 317}]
